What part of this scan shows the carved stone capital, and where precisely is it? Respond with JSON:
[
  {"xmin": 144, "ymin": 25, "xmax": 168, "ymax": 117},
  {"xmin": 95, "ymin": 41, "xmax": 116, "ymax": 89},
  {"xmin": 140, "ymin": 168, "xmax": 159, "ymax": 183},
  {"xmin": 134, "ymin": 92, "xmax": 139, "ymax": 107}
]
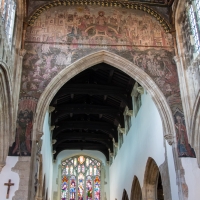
[
  {"xmin": 51, "ymin": 125, "xmax": 55, "ymax": 131},
  {"xmin": 118, "ymin": 126, "xmax": 125, "ymax": 134},
  {"xmin": 49, "ymin": 106, "xmax": 55, "ymax": 113},
  {"xmin": 164, "ymin": 134, "xmax": 174, "ymax": 145},
  {"xmin": 36, "ymin": 131, "xmax": 43, "ymax": 143},
  {"xmin": 19, "ymin": 49, "xmax": 27, "ymax": 57},
  {"xmin": 52, "ymin": 139, "xmax": 57, "ymax": 145},
  {"xmin": 53, "ymin": 150, "xmax": 56, "ymax": 154},
  {"xmin": 124, "ymin": 106, "xmax": 133, "ymax": 116},
  {"xmin": 131, "ymin": 82, "xmax": 139, "ymax": 97}
]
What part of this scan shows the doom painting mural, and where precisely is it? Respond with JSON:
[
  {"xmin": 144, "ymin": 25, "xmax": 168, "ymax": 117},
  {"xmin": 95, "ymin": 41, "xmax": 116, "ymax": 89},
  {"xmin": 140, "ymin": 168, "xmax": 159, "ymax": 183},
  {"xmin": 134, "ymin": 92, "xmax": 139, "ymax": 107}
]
[{"xmin": 9, "ymin": 4, "xmax": 195, "ymax": 157}]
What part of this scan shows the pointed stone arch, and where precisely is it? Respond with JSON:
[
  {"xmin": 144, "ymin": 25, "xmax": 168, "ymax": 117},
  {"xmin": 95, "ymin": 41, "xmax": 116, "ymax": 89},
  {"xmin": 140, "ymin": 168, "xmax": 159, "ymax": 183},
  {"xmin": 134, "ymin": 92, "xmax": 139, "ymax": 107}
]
[
  {"xmin": 190, "ymin": 91, "xmax": 200, "ymax": 167},
  {"xmin": 0, "ymin": 64, "xmax": 13, "ymax": 172},
  {"xmin": 32, "ymin": 50, "xmax": 175, "ymax": 145},
  {"xmin": 130, "ymin": 176, "xmax": 142, "ymax": 200},
  {"xmin": 142, "ymin": 157, "xmax": 159, "ymax": 200},
  {"xmin": 122, "ymin": 189, "xmax": 129, "ymax": 200}
]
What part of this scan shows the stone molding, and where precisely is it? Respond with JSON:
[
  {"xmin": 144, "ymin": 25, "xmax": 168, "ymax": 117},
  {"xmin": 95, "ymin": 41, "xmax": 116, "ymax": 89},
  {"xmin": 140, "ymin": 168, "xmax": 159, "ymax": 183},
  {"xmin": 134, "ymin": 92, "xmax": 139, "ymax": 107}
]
[
  {"xmin": 164, "ymin": 134, "xmax": 174, "ymax": 145},
  {"xmin": 189, "ymin": 91, "xmax": 200, "ymax": 167}
]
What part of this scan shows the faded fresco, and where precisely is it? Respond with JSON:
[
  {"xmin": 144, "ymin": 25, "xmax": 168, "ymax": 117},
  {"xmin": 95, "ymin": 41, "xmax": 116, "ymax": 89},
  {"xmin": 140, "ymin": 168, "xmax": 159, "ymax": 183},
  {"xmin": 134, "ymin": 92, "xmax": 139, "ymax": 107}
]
[{"xmin": 9, "ymin": 5, "xmax": 195, "ymax": 157}]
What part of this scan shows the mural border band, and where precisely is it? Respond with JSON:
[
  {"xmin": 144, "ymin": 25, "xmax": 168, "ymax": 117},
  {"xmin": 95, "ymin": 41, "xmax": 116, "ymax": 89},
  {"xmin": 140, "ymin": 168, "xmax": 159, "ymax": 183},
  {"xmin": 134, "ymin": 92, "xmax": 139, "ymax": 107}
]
[{"xmin": 27, "ymin": 0, "xmax": 171, "ymax": 33}]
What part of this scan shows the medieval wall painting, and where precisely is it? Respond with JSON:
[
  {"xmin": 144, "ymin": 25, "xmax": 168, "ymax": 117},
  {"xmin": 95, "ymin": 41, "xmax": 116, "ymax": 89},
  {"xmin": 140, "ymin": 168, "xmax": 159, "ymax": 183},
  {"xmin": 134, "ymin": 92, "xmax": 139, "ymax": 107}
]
[
  {"xmin": 9, "ymin": 5, "xmax": 195, "ymax": 158},
  {"xmin": 9, "ymin": 98, "xmax": 38, "ymax": 156}
]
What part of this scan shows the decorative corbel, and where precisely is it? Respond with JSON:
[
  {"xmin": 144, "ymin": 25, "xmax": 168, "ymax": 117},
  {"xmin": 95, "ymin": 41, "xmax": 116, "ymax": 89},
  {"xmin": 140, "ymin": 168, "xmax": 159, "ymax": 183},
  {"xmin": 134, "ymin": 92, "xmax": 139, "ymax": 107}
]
[
  {"xmin": 131, "ymin": 82, "xmax": 139, "ymax": 97},
  {"xmin": 52, "ymin": 139, "xmax": 57, "ymax": 145},
  {"xmin": 52, "ymin": 150, "xmax": 56, "ymax": 155},
  {"xmin": 112, "ymin": 138, "xmax": 118, "ymax": 148},
  {"xmin": 19, "ymin": 49, "xmax": 27, "ymax": 58},
  {"xmin": 118, "ymin": 125, "xmax": 125, "ymax": 134},
  {"xmin": 49, "ymin": 106, "xmax": 55, "ymax": 113},
  {"xmin": 164, "ymin": 134, "xmax": 174, "ymax": 145},
  {"xmin": 36, "ymin": 130, "xmax": 44, "ymax": 143},
  {"xmin": 50, "ymin": 125, "xmax": 55, "ymax": 131},
  {"xmin": 124, "ymin": 106, "xmax": 133, "ymax": 117},
  {"xmin": 137, "ymin": 86, "xmax": 144, "ymax": 95}
]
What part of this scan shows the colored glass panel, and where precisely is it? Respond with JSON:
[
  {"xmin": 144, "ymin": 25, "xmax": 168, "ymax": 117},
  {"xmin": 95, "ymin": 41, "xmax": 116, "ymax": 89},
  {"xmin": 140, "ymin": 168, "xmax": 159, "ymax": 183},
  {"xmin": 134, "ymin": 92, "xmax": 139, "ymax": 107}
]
[
  {"xmin": 94, "ymin": 176, "xmax": 100, "ymax": 200},
  {"xmin": 70, "ymin": 176, "xmax": 76, "ymax": 200},
  {"xmin": 61, "ymin": 176, "xmax": 68, "ymax": 200},
  {"xmin": 61, "ymin": 156, "xmax": 101, "ymax": 200},
  {"xmin": 78, "ymin": 173, "xmax": 84, "ymax": 200},
  {"xmin": 86, "ymin": 176, "xmax": 93, "ymax": 200}
]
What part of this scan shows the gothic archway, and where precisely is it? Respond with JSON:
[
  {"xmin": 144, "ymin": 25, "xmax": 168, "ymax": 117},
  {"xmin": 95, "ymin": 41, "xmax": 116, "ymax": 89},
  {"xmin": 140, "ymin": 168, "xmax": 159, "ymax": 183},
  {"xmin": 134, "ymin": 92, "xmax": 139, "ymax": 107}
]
[
  {"xmin": 33, "ymin": 51, "xmax": 175, "ymax": 144},
  {"xmin": 122, "ymin": 189, "xmax": 129, "ymax": 200},
  {"xmin": 190, "ymin": 91, "xmax": 200, "ymax": 167},
  {"xmin": 130, "ymin": 176, "xmax": 142, "ymax": 200},
  {"xmin": 143, "ymin": 157, "xmax": 166, "ymax": 200},
  {"xmin": 0, "ymin": 65, "xmax": 13, "ymax": 171}
]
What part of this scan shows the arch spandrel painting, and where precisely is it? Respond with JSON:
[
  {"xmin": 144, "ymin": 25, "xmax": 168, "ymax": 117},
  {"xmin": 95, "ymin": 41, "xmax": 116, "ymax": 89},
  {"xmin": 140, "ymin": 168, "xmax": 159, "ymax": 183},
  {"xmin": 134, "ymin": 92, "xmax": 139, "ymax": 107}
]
[{"xmin": 8, "ymin": 5, "xmax": 196, "ymax": 158}]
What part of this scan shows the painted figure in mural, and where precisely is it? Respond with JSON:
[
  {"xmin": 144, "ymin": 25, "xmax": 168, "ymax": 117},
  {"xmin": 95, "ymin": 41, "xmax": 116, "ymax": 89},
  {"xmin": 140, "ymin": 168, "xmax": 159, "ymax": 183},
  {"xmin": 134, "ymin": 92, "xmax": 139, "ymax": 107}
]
[
  {"xmin": 12, "ymin": 110, "xmax": 33, "ymax": 155},
  {"xmin": 95, "ymin": 11, "xmax": 108, "ymax": 34},
  {"xmin": 175, "ymin": 113, "xmax": 196, "ymax": 157},
  {"xmin": 87, "ymin": 181, "xmax": 92, "ymax": 200},
  {"xmin": 70, "ymin": 181, "xmax": 76, "ymax": 200},
  {"xmin": 62, "ymin": 182, "xmax": 68, "ymax": 200}
]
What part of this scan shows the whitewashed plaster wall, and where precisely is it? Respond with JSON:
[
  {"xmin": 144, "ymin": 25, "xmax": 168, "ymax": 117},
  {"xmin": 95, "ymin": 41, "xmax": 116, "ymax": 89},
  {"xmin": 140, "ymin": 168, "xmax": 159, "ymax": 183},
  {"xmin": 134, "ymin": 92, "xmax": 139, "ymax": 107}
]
[
  {"xmin": 181, "ymin": 158, "xmax": 200, "ymax": 200},
  {"xmin": 42, "ymin": 112, "xmax": 54, "ymax": 199},
  {"xmin": 53, "ymin": 150, "xmax": 110, "ymax": 200},
  {"xmin": 109, "ymin": 91, "xmax": 178, "ymax": 200},
  {"xmin": 0, "ymin": 156, "xmax": 19, "ymax": 200}
]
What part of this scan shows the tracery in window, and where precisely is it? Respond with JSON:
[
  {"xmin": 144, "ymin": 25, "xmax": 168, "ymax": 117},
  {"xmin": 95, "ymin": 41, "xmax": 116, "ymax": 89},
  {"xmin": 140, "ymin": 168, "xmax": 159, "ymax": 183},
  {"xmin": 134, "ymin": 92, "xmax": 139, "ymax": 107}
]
[
  {"xmin": 1, "ymin": 0, "xmax": 16, "ymax": 47},
  {"xmin": 61, "ymin": 156, "xmax": 101, "ymax": 200},
  {"xmin": 188, "ymin": 5, "xmax": 200, "ymax": 53}
]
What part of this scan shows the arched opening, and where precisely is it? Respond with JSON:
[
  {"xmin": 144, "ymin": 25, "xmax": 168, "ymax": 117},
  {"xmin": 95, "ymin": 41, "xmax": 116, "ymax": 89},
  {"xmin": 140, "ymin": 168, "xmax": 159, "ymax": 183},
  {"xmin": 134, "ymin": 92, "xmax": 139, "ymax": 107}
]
[
  {"xmin": 0, "ymin": 65, "xmax": 12, "ymax": 171},
  {"xmin": 190, "ymin": 91, "xmax": 200, "ymax": 167},
  {"xmin": 122, "ymin": 189, "xmax": 129, "ymax": 200},
  {"xmin": 130, "ymin": 176, "xmax": 142, "ymax": 200},
  {"xmin": 33, "ymin": 51, "xmax": 175, "ymax": 146},
  {"xmin": 30, "ymin": 51, "xmax": 176, "ymax": 198},
  {"xmin": 143, "ymin": 157, "xmax": 164, "ymax": 200},
  {"xmin": 157, "ymin": 173, "xmax": 164, "ymax": 200}
]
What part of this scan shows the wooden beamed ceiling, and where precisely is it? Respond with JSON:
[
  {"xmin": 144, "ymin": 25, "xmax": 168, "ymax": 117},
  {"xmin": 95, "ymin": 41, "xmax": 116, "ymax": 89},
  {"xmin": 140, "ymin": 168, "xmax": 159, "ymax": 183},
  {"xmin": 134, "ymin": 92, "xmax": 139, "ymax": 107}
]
[{"xmin": 51, "ymin": 63, "xmax": 135, "ymax": 160}]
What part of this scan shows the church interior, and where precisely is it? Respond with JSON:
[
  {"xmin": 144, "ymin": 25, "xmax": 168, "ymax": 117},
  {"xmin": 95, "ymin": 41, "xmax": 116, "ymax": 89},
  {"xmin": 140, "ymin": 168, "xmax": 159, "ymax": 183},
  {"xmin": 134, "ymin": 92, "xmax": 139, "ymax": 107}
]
[{"xmin": 0, "ymin": 0, "xmax": 200, "ymax": 199}]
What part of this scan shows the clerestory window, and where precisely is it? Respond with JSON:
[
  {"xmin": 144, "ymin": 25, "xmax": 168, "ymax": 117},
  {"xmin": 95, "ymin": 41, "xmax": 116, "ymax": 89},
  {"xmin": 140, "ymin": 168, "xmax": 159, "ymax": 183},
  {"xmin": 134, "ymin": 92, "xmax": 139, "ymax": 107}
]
[
  {"xmin": 0, "ymin": 0, "xmax": 16, "ymax": 48},
  {"xmin": 188, "ymin": 0, "xmax": 200, "ymax": 53},
  {"xmin": 61, "ymin": 155, "xmax": 101, "ymax": 200}
]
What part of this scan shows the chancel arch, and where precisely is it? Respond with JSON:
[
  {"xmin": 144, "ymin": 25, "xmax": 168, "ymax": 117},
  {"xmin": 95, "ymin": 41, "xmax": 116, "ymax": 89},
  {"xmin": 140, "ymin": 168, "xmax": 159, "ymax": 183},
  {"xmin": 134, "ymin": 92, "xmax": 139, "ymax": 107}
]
[
  {"xmin": 0, "ymin": 64, "xmax": 12, "ymax": 171},
  {"xmin": 130, "ymin": 176, "xmax": 142, "ymax": 200}
]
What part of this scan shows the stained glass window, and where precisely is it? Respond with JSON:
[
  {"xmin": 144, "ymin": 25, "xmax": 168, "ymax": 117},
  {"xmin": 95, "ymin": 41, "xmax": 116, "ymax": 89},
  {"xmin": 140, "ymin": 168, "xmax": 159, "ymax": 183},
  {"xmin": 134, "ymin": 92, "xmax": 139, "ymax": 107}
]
[
  {"xmin": 0, "ymin": 0, "xmax": 16, "ymax": 47},
  {"xmin": 61, "ymin": 156, "xmax": 101, "ymax": 200}
]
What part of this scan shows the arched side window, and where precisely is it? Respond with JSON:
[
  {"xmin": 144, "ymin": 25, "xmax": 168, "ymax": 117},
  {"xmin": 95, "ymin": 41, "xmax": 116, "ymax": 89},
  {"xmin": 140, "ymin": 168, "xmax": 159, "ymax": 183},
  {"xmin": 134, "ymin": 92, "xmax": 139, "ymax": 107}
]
[
  {"xmin": 61, "ymin": 155, "xmax": 101, "ymax": 200},
  {"xmin": 188, "ymin": 1, "xmax": 200, "ymax": 53},
  {"xmin": 0, "ymin": 0, "xmax": 16, "ymax": 48}
]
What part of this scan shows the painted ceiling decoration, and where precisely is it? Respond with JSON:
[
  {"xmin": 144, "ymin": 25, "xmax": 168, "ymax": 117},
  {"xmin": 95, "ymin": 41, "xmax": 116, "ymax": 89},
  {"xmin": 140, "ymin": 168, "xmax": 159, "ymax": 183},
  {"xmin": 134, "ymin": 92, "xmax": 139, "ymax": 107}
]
[{"xmin": 27, "ymin": 0, "xmax": 171, "ymax": 32}]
